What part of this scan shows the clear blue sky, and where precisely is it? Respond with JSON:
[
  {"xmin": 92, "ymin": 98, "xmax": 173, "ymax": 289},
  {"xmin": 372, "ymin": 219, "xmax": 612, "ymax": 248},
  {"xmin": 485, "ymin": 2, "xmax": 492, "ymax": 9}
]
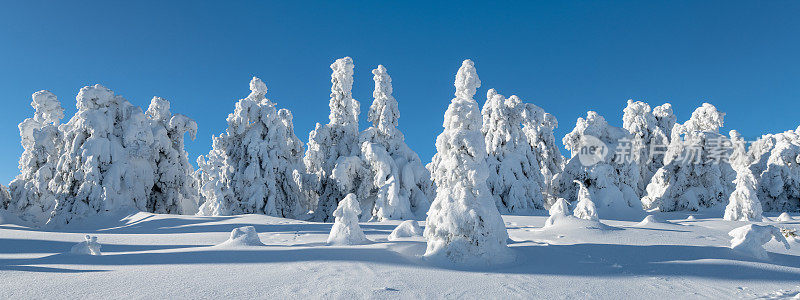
[{"xmin": 1, "ymin": 1, "xmax": 799, "ymax": 185}]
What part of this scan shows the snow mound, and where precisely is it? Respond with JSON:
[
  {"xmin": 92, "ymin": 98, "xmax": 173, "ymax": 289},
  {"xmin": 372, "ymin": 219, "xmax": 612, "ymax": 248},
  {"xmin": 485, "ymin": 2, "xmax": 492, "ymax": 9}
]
[
  {"xmin": 635, "ymin": 215, "xmax": 671, "ymax": 226},
  {"xmin": 388, "ymin": 220, "xmax": 423, "ymax": 241},
  {"xmin": 728, "ymin": 224, "xmax": 791, "ymax": 260},
  {"xmin": 543, "ymin": 214, "xmax": 613, "ymax": 231},
  {"xmin": 686, "ymin": 215, "xmax": 697, "ymax": 221},
  {"xmin": 327, "ymin": 194, "xmax": 370, "ymax": 245},
  {"xmin": 777, "ymin": 212, "xmax": 793, "ymax": 222},
  {"xmin": 70, "ymin": 235, "xmax": 101, "ymax": 255},
  {"xmin": 218, "ymin": 226, "xmax": 264, "ymax": 247}
]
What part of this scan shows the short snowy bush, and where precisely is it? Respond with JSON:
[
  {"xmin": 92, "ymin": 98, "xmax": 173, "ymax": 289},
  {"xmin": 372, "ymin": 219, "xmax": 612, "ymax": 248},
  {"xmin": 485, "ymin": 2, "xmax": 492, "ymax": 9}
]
[
  {"xmin": 219, "ymin": 226, "xmax": 264, "ymax": 247},
  {"xmin": 70, "ymin": 235, "xmax": 102, "ymax": 256},
  {"xmin": 388, "ymin": 220, "xmax": 423, "ymax": 241},
  {"xmin": 327, "ymin": 194, "xmax": 369, "ymax": 245},
  {"xmin": 728, "ymin": 224, "xmax": 791, "ymax": 260}
]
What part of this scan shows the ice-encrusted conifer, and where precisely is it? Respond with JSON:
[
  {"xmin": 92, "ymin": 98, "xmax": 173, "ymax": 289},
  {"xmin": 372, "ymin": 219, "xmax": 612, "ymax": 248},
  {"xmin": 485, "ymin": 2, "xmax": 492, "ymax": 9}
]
[
  {"xmin": 424, "ymin": 60, "xmax": 513, "ymax": 266},
  {"xmin": 724, "ymin": 165, "xmax": 763, "ymax": 221},
  {"xmin": 359, "ymin": 65, "xmax": 434, "ymax": 221},
  {"xmin": 146, "ymin": 97, "xmax": 199, "ymax": 215},
  {"xmin": 49, "ymin": 85, "xmax": 157, "ymax": 226},
  {"xmin": 553, "ymin": 111, "xmax": 641, "ymax": 218},
  {"xmin": 642, "ymin": 103, "xmax": 736, "ymax": 211},
  {"xmin": 8, "ymin": 91, "xmax": 64, "ymax": 224},
  {"xmin": 0, "ymin": 185, "xmax": 10, "ymax": 211},
  {"xmin": 481, "ymin": 89, "xmax": 544, "ymax": 212},
  {"xmin": 622, "ymin": 100, "xmax": 672, "ymax": 196},
  {"xmin": 744, "ymin": 126, "xmax": 800, "ymax": 212},
  {"xmin": 521, "ymin": 102, "xmax": 564, "ymax": 201},
  {"xmin": 304, "ymin": 57, "xmax": 370, "ymax": 221},
  {"xmin": 196, "ymin": 77, "xmax": 307, "ymax": 218}
]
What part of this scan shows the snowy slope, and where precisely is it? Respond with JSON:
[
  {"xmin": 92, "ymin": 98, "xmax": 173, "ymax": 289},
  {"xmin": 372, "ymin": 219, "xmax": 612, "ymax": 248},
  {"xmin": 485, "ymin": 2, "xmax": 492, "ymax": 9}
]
[{"xmin": 0, "ymin": 212, "xmax": 798, "ymax": 299}]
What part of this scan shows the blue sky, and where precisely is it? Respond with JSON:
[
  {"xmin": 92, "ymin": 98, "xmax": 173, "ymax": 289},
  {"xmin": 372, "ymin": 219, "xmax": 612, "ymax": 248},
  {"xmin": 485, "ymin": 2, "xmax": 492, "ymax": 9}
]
[{"xmin": 1, "ymin": 1, "xmax": 799, "ymax": 184}]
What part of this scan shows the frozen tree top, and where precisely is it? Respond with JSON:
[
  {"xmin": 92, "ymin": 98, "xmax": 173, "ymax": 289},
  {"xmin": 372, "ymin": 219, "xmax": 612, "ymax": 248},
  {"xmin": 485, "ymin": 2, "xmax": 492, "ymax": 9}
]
[
  {"xmin": 31, "ymin": 90, "xmax": 64, "ymax": 124},
  {"xmin": 454, "ymin": 59, "xmax": 481, "ymax": 100},
  {"xmin": 250, "ymin": 76, "xmax": 268, "ymax": 97},
  {"xmin": 683, "ymin": 103, "xmax": 725, "ymax": 133}
]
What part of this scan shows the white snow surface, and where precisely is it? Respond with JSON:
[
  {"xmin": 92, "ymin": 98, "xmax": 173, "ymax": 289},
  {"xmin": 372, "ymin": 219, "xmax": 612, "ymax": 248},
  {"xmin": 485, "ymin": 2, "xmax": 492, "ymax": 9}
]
[{"xmin": 0, "ymin": 211, "xmax": 799, "ymax": 298}]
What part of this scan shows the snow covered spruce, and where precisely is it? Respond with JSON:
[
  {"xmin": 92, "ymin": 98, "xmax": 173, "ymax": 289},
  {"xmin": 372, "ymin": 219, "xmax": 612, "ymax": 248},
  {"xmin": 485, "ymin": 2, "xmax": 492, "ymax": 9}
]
[
  {"xmin": 6, "ymin": 86, "xmax": 200, "ymax": 227},
  {"xmin": 423, "ymin": 60, "xmax": 515, "ymax": 266},
  {"xmin": 195, "ymin": 77, "xmax": 308, "ymax": 218},
  {"xmin": 327, "ymin": 193, "xmax": 370, "ymax": 245}
]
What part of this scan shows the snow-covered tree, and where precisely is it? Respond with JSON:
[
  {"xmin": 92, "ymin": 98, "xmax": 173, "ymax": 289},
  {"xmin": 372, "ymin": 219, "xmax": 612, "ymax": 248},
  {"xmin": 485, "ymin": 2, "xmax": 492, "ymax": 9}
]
[
  {"xmin": 196, "ymin": 77, "xmax": 307, "ymax": 218},
  {"xmin": 481, "ymin": 89, "xmax": 545, "ymax": 213},
  {"xmin": 553, "ymin": 111, "xmax": 641, "ymax": 218},
  {"xmin": 724, "ymin": 165, "xmax": 763, "ymax": 221},
  {"xmin": 642, "ymin": 103, "xmax": 736, "ymax": 211},
  {"xmin": 48, "ymin": 84, "xmax": 158, "ymax": 226},
  {"xmin": 744, "ymin": 126, "xmax": 800, "ymax": 212},
  {"xmin": 146, "ymin": 97, "xmax": 199, "ymax": 215},
  {"xmin": 359, "ymin": 65, "xmax": 434, "ymax": 221},
  {"xmin": 8, "ymin": 90, "xmax": 64, "ymax": 225},
  {"xmin": 652, "ymin": 103, "xmax": 677, "ymax": 140},
  {"xmin": 304, "ymin": 57, "xmax": 369, "ymax": 221},
  {"xmin": 572, "ymin": 180, "xmax": 599, "ymax": 221},
  {"xmin": 521, "ymin": 102, "xmax": 563, "ymax": 200},
  {"xmin": 0, "ymin": 185, "xmax": 10, "ymax": 211},
  {"xmin": 424, "ymin": 60, "xmax": 513, "ymax": 266},
  {"xmin": 622, "ymin": 100, "xmax": 672, "ymax": 196},
  {"xmin": 327, "ymin": 193, "xmax": 369, "ymax": 245}
]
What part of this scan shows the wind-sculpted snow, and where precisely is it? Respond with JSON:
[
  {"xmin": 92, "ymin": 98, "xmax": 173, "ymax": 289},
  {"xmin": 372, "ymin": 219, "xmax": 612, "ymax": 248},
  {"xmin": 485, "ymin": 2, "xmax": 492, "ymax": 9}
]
[
  {"xmin": 196, "ymin": 77, "xmax": 307, "ymax": 219},
  {"xmin": 642, "ymin": 103, "xmax": 736, "ymax": 212},
  {"xmin": 482, "ymin": 89, "xmax": 545, "ymax": 213},
  {"xmin": 728, "ymin": 224, "xmax": 791, "ymax": 260},
  {"xmin": 554, "ymin": 111, "xmax": 642, "ymax": 219},
  {"xmin": 424, "ymin": 60, "xmax": 514, "ymax": 266}
]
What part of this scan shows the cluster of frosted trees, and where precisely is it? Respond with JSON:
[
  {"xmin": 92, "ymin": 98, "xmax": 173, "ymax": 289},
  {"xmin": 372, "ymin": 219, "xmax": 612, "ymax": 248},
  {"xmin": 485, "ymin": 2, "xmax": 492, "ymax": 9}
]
[{"xmin": 2, "ymin": 57, "xmax": 798, "ymax": 232}]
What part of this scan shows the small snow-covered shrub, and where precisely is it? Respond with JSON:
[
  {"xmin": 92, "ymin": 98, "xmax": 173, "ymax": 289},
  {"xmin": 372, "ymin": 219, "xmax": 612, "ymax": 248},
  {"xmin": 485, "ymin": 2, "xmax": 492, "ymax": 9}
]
[
  {"xmin": 544, "ymin": 198, "xmax": 572, "ymax": 228},
  {"xmin": 572, "ymin": 181, "xmax": 599, "ymax": 221},
  {"xmin": 728, "ymin": 224, "xmax": 790, "ymax": 260},
  {"xmin": 636, "ymin": 215, "xmax": 670, "ymax": 226},
  {"xmin": 424, "ymin": 60, "xmax": 514, "ymax": 266},
  {"xmin": 388, "ymin": 220, "xmax": 423, "ymax": 241},
  {"xmin": 219, "ymin": 226, "xmax": 264, "ymax": 247},
  {"xmin": 327, "ymin": 194, "xmax": 369, "ymax": 245},
  {"xmin": 70, "ymin": 235, "xmax": 101, "ymax": 255},
  {"xmin": 777, "ymin": 212, "xmax": 793, "ymax": 222},
  {"xmin": 724, "ymin": 166, "xmax": 763, "ymax": 221}
]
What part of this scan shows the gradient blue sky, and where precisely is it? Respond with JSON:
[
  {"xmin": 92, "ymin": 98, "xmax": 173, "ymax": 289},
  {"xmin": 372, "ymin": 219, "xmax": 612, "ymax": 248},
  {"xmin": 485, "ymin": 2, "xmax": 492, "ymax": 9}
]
[{"xmin": 1, "ymin": 1, "xmax": 799, "ymax": 184}]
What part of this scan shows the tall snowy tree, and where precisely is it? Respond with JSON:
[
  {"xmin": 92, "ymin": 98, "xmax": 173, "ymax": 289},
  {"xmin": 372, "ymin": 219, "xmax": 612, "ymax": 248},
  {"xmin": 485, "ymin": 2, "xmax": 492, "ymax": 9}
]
[
  {"xmin": 304, "ymin": 57, "xmax": 370, "ymax": 221},
  {"xmin": 146, "ymin": 97, "xmax": 200, "ymax": 215},
  {"xmin": 622, "ymin": 100, "xmax": 672, "ymax": 197},
  {"xmin": 553, "ymin": 111, "xmax": 642, "ymax": 219},
  {"xmin": 196, "ymin": 77, "xmax": 307, "ymax": 218},
  {"xmin": 744, "ymin": 126, "xmax": 800, "ymax": 212},
  {"xmin": 424, "ymin": 60, "xmax": 513, "ymax": 266},
  {"xmin": 359, "ymin": 65, "xmax": 434, "ymax": 221},
  {"xmin": 48, "ymin": 84, "xmax": 158, "ymax": 226},
  {"xmin": 521, "ymin": 102, "xmax": 564, "ymax": 202},
  {"xmin": 481, "ymin": 89, "xmax": 545, "ymax": 213},
  {"xmin": 8, "ymin": 90, "xmax": 64, "ymax": 225},
  {"xmin": 642, "ymin": 103, "xmax": 736, "ymax": 211}
]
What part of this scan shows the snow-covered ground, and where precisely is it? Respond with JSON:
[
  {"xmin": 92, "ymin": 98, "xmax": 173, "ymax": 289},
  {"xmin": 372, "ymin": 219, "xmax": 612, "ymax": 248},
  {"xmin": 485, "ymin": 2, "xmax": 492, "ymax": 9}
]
[{"xmin": 1, "ymin": 212, "xmax": 798, "ymax": 299}]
